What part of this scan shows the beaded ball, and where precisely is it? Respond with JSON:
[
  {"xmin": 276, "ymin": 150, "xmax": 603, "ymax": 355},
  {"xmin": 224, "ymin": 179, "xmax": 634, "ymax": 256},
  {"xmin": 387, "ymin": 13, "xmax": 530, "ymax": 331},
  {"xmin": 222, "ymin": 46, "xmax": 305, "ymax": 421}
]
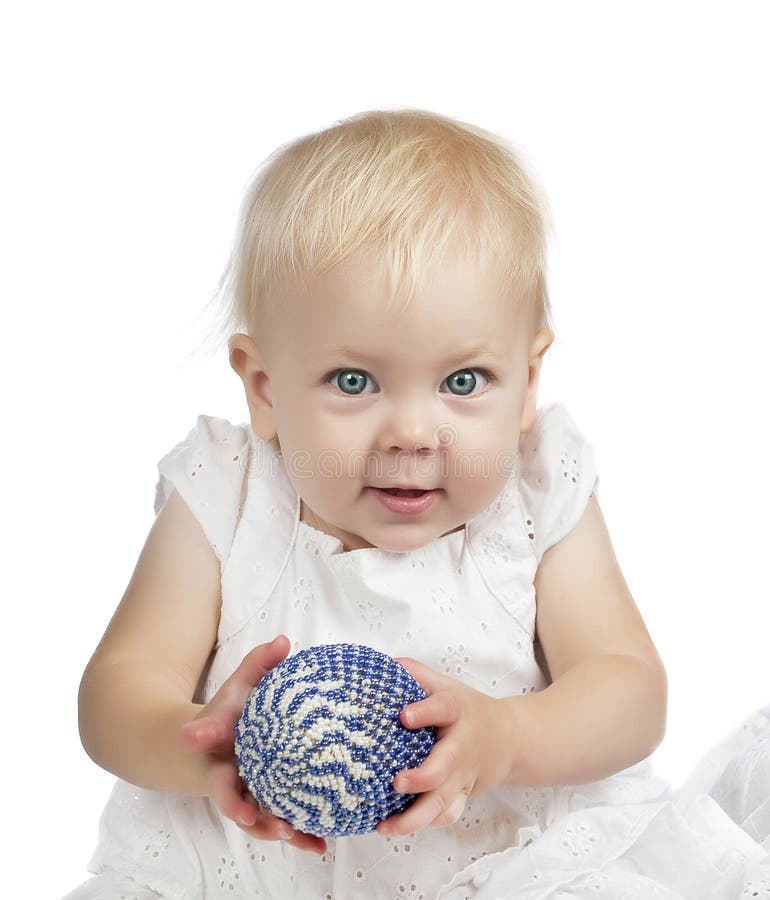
[{"xmin": 234, "ymin": 643, "xmax": 436, "ymax": 838}]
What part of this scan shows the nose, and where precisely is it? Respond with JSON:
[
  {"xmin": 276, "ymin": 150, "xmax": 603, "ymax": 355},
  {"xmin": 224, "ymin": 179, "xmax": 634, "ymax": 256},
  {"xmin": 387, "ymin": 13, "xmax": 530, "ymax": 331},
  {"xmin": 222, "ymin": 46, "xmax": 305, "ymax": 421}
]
[{"xmin": 377, "ymin": 396, "xmax": 441, "ymax": 454}]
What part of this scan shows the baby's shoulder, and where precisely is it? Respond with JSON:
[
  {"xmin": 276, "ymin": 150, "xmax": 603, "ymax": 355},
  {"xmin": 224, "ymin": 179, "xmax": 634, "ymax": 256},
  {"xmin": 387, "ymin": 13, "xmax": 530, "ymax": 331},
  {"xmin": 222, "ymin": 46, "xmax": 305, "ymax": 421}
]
[
  {"xmin": 152, "ymin": 414, "xmax": 304, "ymax": 645},
  {"xmin": 153, "ymin": 414, "xmax": 260, "ymax": 566},
  {"xmin": 516, "ymin": 402, "xmax": 600, "ymax": 563}
]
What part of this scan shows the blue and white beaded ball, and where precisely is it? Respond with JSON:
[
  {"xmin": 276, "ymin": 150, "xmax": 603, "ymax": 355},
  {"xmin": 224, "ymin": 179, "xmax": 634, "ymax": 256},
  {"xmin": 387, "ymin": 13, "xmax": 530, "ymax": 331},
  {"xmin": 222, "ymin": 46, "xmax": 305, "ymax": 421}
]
[{"xmin": 234, "ymin": 643, "xmax": 436, "ymax": 838}]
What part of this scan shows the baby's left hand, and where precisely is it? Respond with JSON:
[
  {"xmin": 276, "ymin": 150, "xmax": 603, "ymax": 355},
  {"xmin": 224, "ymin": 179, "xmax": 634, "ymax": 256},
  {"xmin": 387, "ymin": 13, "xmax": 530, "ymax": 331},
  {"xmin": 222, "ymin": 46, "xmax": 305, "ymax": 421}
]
[{"xmin": 377, "ymin": 657, "xmax": 514, "ymax": 837}]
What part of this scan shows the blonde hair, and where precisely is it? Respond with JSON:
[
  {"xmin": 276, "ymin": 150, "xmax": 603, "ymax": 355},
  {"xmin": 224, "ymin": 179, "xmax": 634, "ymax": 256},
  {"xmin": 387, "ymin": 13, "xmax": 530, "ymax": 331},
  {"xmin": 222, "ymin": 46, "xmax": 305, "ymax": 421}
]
[{"xmin": 203, "ymin": 107, "xmax": 555, "ymax": 354}]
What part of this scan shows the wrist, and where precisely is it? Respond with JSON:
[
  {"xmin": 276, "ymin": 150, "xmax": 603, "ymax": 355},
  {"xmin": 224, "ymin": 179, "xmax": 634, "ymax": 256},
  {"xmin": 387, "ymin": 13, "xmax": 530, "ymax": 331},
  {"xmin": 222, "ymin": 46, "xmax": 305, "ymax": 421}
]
[
  {"xmin": 479, "ymin": 695, "xmax": 531, "ymax": 794},
  {"xmin": 497, "ymin": 694, "xmax": 534, "ymax": 788},
  {"xmin": 163, "ymin": 702, "xmax": 213, "ymax": 796}
]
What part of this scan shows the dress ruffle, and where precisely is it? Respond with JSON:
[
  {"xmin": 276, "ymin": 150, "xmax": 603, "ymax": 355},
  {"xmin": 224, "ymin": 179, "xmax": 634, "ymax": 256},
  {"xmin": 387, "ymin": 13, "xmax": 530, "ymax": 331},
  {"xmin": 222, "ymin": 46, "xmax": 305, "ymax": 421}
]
[{"xmin": 436, "ymin": 706, "xmax": 770, "ymax": 899}]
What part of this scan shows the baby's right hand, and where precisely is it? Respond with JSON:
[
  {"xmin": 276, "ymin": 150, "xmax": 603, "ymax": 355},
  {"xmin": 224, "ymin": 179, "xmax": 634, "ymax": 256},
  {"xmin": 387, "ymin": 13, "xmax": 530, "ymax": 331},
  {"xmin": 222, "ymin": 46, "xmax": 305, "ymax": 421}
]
[{"xmin": 179, "ymin": 634, "xmax": 327, "ymax": 856}]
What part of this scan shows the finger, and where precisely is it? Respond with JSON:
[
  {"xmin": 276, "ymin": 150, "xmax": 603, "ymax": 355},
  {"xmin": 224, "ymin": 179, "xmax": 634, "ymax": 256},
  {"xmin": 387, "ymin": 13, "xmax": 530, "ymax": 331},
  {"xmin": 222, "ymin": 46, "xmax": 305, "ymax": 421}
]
[
  {"xmin": 179, "ymin": 717, "xmax": 229, "ymax": 752},
  {"xmin": 209, "ymin": 636, "xmax": 292, "ymax": 724},
  {"xmin": 400, "ymin": 690, "xmax": 460, "ymax": 730},
  {"xmin": 239, "ymin": 795, "xmax": 326, "ymax": 854},
  {"xmin": 395, "ymin": 657, "xmax": 454, "ymax": 696},
  {"xmin": 238, "ymin": 794, "xmax": 328, "ymax": 854},
  {"xmin": 377, "ymin": 788, "xmax": 456, "ymax": 837},
  {"xmin": 394, "ymin": 736, "xmax": 461, "ymax": 795},
  {"xmin": 207, "ymin": 755, "xmax": 264, "ymax": 827},
  {"xmin": 284, "ymin": 830, "xmax": 328, "ymax": 856},
  {"xmin": 237, "ymin": 794, "xmax": 327, "ymax": 855},
  {"xmin": 180, "ymin": 638, "xmax": 294, "ymax": 764},
  {"xmin": 239, "ymin": 819, "xmax": 327, "ymax": 855},
  {"xmin": 428, "ymin": 790, "xmax": 468, "ymax": 829},
  {"xmin": 209, "ymin": 761, "xmax": 299, "ymax": 844},
  {"xmin": 236, "ymin": 635, "xmax": 291, "ymax": 688},
  {"xmin": 238, "ymin": 811, "xmax": 296, "ymax": 843}
]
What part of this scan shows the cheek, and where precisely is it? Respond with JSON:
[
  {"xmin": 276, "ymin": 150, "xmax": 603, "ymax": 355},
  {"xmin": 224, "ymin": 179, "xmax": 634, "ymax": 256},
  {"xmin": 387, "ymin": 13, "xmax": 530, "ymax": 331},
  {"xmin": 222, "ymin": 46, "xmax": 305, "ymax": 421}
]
[
  {"xmin": 306, "ymin": 415, "xmax": 370, "ymax": 456},
  {"xmin": 451, "ymin": 420, "xmax": 521, "ymax": 475},
  {"xmin": 489, "ymin": 426, "xmax": 523, "ymax": 479},
  {"xmin": 284, "ymin": 425, "xmax": 366, "ymax": 486},
  {"xmin": 443, "ymin": 457, "xmax": 516, "ymax": 518},
  {"xmin": 274, "ymin": 398, "xmax": 330, "ymax": 450}
]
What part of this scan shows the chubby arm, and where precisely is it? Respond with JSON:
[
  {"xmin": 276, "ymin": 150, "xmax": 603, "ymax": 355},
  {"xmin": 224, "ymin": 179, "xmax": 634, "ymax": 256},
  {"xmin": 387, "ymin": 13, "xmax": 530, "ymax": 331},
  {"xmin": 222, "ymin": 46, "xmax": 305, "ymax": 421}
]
[
  {"xmin": 506, "ymin": 492, "xmax": 668, "ymax": 787},
  {"xmin": 78, "ymin": 489, "xmax": 222, "ymax": 795}
]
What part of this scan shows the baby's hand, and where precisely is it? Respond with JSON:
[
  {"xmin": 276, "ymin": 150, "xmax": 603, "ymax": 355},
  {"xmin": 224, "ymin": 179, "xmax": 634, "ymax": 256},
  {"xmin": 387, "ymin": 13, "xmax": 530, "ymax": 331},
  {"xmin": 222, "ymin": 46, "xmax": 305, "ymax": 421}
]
[
  {"xmin": 179, "ymin": 635, "xmax": 327, "ymax": 856},
  {"xmin": 376, "ymin": 657, "xmax": 513, "ymax": 838}
]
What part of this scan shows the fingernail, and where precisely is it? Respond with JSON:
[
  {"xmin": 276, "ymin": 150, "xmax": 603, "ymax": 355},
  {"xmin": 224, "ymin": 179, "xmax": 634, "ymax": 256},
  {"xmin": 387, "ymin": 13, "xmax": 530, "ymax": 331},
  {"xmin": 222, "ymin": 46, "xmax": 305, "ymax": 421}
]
[
  {"xmin": 402, "ymin": 709, "xmax": 413, "ymax": 725},
  {"xmin": 280, "ymin": 824, "xmax": 295, "ymax": 840}
]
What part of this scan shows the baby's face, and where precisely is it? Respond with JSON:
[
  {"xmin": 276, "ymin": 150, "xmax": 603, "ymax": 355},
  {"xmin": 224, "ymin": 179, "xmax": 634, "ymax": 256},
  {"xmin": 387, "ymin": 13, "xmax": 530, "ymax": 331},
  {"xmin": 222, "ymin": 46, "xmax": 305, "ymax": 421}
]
[{"xmin": 261, "ymin": 250, "xmax": 545, "ymax": 552}]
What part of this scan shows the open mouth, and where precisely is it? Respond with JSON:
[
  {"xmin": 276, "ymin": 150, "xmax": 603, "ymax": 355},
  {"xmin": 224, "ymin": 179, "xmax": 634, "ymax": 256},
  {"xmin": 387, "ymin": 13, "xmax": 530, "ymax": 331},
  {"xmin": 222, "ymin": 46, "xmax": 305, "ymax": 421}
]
[
  {"xmin": 378, "ymin": 488, "xmax": 428, "ymax": 497},
  {"xmin": 372, "ymin": 487, "xmax": 438, "ymax": 515}
]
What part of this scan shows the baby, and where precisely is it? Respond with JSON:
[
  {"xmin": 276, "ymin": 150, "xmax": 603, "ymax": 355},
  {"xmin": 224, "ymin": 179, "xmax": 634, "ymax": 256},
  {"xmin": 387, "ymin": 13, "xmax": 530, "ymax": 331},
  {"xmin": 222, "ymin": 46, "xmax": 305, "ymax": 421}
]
[{"xmin": 66, "ymin": 109, "xmax": 769, "ymax": 899}]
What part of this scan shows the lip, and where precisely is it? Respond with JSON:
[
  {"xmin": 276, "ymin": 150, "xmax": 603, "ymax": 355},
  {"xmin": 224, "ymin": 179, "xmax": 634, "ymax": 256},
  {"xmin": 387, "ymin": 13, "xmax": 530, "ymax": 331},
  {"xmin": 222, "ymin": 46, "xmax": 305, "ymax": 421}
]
[
  {"xmin": 373, "ymin": 485, "xmax": 434, "ymax": 491},
  {"xmin": 370, "ymin": 487, "xmax": 439, "ymax": 516}
]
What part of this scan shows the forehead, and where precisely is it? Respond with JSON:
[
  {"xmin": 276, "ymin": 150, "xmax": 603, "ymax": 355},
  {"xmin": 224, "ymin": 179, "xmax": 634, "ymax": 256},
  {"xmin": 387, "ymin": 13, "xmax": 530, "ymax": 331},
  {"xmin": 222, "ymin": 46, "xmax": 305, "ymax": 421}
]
[{"xmin": 275, "ymin": 251, "xmax": 527, "ymax": 361}]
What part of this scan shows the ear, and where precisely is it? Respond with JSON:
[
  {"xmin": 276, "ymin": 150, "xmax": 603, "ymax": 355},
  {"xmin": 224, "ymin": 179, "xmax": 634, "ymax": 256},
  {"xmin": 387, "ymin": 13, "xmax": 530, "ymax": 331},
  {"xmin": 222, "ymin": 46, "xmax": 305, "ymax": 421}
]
[
  {"xmin": 228, "ymin": 333, "xmax": 277, "ymax": 441},
  {"xmin": 519, "ymin": 327, "xmax": 554, "ymax": 434}
]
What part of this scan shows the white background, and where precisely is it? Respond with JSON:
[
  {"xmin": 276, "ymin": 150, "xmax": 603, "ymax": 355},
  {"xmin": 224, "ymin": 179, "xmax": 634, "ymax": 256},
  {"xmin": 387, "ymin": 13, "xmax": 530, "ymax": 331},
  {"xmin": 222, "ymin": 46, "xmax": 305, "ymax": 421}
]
[{"xmin": 3, "ymin": 2, "xmax": 768, "ymax": 896}]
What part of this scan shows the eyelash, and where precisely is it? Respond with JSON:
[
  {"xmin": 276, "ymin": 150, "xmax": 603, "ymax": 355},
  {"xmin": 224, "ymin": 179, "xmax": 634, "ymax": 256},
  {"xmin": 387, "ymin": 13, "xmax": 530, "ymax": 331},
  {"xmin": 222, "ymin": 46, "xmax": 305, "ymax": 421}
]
[{"xmin": 326, "ymin": 367, "xmax": 496, "ymax": 397}]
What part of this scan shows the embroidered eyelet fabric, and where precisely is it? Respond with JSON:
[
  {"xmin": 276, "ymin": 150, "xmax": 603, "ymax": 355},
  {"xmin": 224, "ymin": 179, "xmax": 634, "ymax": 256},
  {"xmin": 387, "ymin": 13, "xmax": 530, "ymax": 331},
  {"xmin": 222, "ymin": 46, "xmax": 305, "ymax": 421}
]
[{"xmin": 64, "ymin": 403, "xmax": 770, "ymax": 899}]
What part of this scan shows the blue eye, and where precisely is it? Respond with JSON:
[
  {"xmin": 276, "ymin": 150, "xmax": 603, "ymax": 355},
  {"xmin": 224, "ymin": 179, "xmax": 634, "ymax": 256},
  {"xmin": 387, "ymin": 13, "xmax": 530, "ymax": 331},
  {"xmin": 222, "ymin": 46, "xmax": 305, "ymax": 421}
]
[
  {"xmin": 330, "ymin": 369, "xmax": 375, "ymax": 395},
  {"xmin": 442, "ymin": 368, "xmax": 491, "ymax": 396},
  {"xmin": 328, "ymin": 367, "xmax": 493, "ymax": 396}
]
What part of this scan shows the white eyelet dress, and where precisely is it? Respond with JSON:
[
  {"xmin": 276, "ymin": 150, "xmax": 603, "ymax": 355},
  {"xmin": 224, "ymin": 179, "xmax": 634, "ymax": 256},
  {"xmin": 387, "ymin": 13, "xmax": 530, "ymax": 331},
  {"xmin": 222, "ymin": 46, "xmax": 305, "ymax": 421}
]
[{"xmin": 64, "ymin": 403, "xmax": 770, "ymax": 899}]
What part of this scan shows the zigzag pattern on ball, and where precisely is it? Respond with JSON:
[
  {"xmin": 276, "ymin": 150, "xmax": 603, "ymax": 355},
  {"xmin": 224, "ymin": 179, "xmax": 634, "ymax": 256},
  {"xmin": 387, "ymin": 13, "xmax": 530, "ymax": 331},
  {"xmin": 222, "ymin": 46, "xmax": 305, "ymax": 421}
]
[{"xmin": 234, "ymin": 643, "xmax": 436, "ymax": 838}]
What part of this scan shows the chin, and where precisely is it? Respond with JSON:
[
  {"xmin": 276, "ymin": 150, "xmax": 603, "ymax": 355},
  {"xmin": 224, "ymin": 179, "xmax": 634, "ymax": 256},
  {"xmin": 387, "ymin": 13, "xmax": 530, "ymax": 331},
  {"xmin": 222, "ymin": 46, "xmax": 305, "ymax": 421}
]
[{"xmin": 373, "ymin": 532, "xmax": 436, "ymax": 554}]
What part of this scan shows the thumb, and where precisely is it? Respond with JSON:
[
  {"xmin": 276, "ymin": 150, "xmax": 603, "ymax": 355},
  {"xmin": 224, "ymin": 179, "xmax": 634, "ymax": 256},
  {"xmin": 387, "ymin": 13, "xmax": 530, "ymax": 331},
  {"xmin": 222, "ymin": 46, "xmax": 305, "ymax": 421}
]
[
  {"xmin": 180, "ymin": 635, "xmax": 292, "ymax": 754},
  {"xmin": 202, "ymin": 635, "xmax": 292, "ymax": 731},
  {"xmin": 179, "ymin": 716, "xmax": 229, "ymax": 753},
  {"xmin": 235, "ymin": 635, "xmax": 291, "ymax": 690}
]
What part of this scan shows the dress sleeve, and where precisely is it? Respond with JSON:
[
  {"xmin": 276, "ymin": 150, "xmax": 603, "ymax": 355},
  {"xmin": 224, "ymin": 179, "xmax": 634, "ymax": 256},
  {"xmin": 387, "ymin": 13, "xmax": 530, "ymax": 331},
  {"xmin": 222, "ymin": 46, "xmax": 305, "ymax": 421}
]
[
  {"xmin": 517, "ymin": 402, "xmax": 600, "ymax": 564},
  {"xmin": 153, "ymin": 414, "xmax": 250, "ymax": 568}
]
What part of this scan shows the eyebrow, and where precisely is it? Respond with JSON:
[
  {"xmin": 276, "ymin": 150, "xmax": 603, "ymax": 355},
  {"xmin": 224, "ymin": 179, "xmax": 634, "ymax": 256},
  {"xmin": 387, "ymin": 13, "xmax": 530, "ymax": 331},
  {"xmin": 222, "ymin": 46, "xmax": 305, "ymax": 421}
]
[{"xmin": 325, "ymin": 342, "xmax": 502, "ymax": 368}]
